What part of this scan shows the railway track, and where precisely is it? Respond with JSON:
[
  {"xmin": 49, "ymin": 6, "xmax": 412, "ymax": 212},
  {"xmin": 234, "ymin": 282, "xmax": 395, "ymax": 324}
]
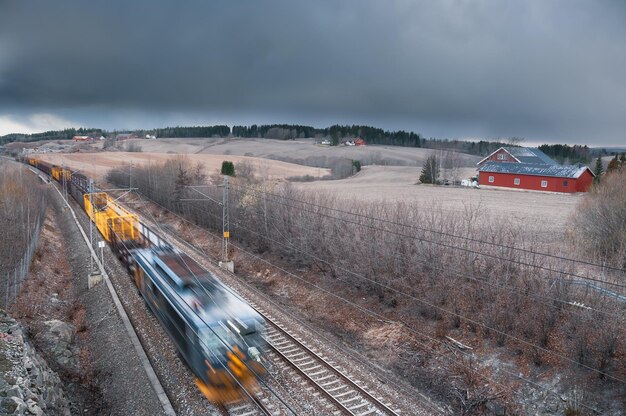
[
  {"xmin": 253, "ymin": 302, "xmax": 401, "ymax": 416},
  {"xmin": 224, "ymin": 394, "xmax": 274, "ymax": 416},
  {"xmin": 30, "ymin": 163, "xmax": 406, "ymax": 415}
]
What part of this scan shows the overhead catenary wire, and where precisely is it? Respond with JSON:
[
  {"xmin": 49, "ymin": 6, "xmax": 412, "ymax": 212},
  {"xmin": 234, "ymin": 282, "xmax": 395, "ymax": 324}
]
[
  {"xmin": 228, "ymin": 185, "xmax": 626, "ymax": 290},
  {"xmin": 230, "ymin": 182, "xmax": 626, "ymax": 274},
  {"xmin": 215, "ymin": 203, "xmax": 626, "ymax": 383},
  {"xmin": 129, "ymin": 191, "xmax": 606, "ymax": 414},
  {"xmin": 206, "ymin": 226, "xmax": 604, "ymax": 414},
  {"xmin": 108, "ymin": 225, "xmax": 284, "ymax": 416},
  {"xmin": 75, "ymin": 173, "xmax": 288, "ymax": 414}
]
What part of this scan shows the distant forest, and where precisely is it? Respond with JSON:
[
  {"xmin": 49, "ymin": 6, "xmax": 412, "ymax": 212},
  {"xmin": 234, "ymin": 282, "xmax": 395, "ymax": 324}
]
[
  {"xmin": 0, "ymin": 128, "xmax": 104, "ymax": 146},
  {"xmin": 538, "ymin": 144, "xmax": 592, "ymax": 164},
  {"xmin": 0, "ymin": 123, "xmax": 611, "ymax": 161}
]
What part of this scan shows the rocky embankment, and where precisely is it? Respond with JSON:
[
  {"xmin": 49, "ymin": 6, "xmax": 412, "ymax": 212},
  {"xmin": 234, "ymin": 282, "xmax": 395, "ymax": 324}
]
[{"xmin": 0, "ymin": 312, "xmax": 70, "ymax": 416}]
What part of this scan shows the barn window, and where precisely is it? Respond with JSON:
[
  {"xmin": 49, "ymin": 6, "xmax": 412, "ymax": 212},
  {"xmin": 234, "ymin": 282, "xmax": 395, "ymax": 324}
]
[
  {"xmin": 541, "ymin": 180, "xmax": 548, "ymax": 188},
  {"xmin": 497, "ymin": 153, "xmax": 507, "ymax": 160},
  {"xmin": 563, "ymin": 181, "xmax": 568, "ymax": 186},
  {"xmin": 514, "ymin": 178, "xmax": 520, "ymax": 185},
  {"xmin": 489, "ymin": 176, "xmax": 494, "ymax": 183}
]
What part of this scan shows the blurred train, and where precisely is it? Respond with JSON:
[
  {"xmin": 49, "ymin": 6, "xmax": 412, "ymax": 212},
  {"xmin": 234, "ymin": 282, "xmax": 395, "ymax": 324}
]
[{"xmin": 23, "ymin": 156, "xmax": 267, "ymax": 403}]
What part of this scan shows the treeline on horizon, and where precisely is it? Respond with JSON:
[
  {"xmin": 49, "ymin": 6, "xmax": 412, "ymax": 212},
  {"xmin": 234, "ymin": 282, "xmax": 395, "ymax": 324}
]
[
  {"xmin": 0, "ymin": 123, "xmax": 608, "ymax": 161},
  {"xmin": 0, "ymin": 127, "xmax": 104, "ymax": 146}
]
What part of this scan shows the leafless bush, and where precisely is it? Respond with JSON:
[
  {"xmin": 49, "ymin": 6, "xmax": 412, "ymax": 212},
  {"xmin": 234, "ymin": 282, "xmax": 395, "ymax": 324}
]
[
  {"xmin": 103, "ymin": 137, "xmax": 116, "ymax": 149},
  {"xmin": 287, "ymin": 175, "xmax": 318, "ymax": 182},
  {"xmin": 570, "ymin": 170, "xmax": 626, "ymax": 267},
  {"xmin": 236, "ymin": 160, "xmax": 256, "ymax": 183},
  {"xmin": 125, "ymin": 141, "xmax": 142, "ymax": 152},
  {"xmin": 328, "ymin": 158, "xmax": 354, "ymax": 179},
  {"xmin": 0, "ymin": 161, "xmax": 48, "ymax": 276}
]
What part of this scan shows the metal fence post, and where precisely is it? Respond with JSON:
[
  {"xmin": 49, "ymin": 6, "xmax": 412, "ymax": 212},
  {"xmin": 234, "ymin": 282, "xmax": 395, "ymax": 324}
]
[{"xmin": 13, "ymin": 268, "xmax": 16, "ymax": 303}]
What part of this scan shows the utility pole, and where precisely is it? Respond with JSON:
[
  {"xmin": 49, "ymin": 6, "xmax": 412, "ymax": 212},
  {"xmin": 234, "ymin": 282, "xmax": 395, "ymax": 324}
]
[
  {"xmin": 62, "ymin": 163, "xmax": 67, "ymax": 202},
  {"xmin": 89, "ymin": 179, "xmax": 94, "ymax": 272},
  {"xmin": 181, "ymin": 180, "xmax": 233, "ymax": 271},
  {"xmin": 129, "ymin": 161, "xmax": 133, "ymax": 189},
  {"xmin": 221, "ymin": 176, "xmax": 231, "ymax": 266},
  {"xmin": 217, "ymin": 176, "xmax": 234, "ymax": 272}
]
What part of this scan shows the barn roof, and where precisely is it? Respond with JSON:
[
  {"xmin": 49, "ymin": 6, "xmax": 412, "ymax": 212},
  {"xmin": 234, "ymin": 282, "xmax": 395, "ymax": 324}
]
[
  {"xmin": 478, "ymin": 162, "xmax": 594, "ymax": 179},
  {"xmin": 477, "ymin": 147, "xmax": 557, "ymax": 165}
]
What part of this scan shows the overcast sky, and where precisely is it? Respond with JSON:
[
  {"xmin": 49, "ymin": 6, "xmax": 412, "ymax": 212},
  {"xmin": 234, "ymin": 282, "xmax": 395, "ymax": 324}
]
[{"xmin": 1, "ymin": 1, "xmax": 625, "ymax": 146}]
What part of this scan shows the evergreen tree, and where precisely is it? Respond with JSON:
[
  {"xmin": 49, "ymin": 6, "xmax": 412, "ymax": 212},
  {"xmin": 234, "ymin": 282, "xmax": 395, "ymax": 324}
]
[
  {"xmin": 607, "ymin": 155, "xmax": 621, "ymax": 173},
  {"xmin": 419, "ymin": 155, "xmax": 439, "ymax": 184},
  {"xmin": 620, "ymin": 153, "xmax": 626, "ymax": 165},
  {"xmin": 594, "ymin": 156, "xmax": 604, "ymax": 183},
  {"xmin": 330, "ymin": 130, "xmax": 340, "ymax": 146},
  {"xmin": 221, "ymin": 161, "xmax": 235, "ymax": 176},
  {"xmin": 173, "ymin": 164, "xmax": 191, "ymax": 201}
]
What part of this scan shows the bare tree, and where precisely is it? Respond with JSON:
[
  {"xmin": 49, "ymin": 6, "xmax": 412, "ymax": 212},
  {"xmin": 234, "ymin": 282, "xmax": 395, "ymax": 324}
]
[{"xmin": 570, "ymin": 169, "xmax": 626, "ymax": 267}]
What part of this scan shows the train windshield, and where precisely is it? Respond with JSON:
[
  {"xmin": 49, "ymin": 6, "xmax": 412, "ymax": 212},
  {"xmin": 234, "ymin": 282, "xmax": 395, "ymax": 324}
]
[{"xmin": 199, "ymin": 326, "xmax": 229, "ymax": 356}]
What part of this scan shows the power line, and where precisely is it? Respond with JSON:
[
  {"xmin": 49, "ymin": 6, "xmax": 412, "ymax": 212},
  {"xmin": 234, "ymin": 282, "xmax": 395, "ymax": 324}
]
[
  {"xmin": 130, "ymin": 194, "xmax": 606, "ymax": 414},
  {"xmin": 224, "ymin": 216, "xmax": 625, "ymax": 382},
  {"xmin": 231, "ymin": 183, "xmax": 626, "ymax": 274},
  {"xmin": 170, "ymin": 195, "xmax": 624, "ymax": 383},
  {"xmin": 224, "ymin": 236, "xmax": 604, "ymax": 414},
  {"xmin": 229, "ymin": 185, "xmax": 626, "ymax": 290},
  {"xmin": 218, "ymin": 202, "xmax": 625, "ymax": 319}
]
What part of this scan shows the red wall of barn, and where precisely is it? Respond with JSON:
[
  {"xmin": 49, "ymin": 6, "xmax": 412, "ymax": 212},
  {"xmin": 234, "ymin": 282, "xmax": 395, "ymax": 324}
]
[
  {"xmin": 478, "ymin": 170, "xmax": 593, "ymax": 193},
  {"xmin": 575, "ymin": 170, "xmax": 594, "ymax": 192}
]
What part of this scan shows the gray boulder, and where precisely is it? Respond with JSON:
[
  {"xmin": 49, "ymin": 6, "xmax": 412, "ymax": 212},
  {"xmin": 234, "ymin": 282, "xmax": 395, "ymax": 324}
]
[{"xmin": 39, "ymin": 320, "xmax": 79, "ymax": 371}]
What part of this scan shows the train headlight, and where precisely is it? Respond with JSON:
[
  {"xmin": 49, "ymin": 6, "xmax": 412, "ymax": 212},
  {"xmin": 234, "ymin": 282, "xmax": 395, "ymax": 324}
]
[{"xmin": 248, "ymin": 346, "xmax": 261, "ymax": 362}]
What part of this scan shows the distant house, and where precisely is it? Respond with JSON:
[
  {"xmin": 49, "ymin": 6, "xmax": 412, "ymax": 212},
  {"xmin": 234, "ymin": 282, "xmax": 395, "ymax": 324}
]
[
  {"xmin": 355, "ymin": 138, "xmax": 366, "ymax": 146},
  {"xmin": 477, "ymin": 146, "xmax": 594, "ymax": 193},
  {"xmin": 116, "ymin": 133, "xmax": 137, "ymax": 140},
  {"xmin": 72, "ymin": 135, "xmax": 92, "ymax": 142}
]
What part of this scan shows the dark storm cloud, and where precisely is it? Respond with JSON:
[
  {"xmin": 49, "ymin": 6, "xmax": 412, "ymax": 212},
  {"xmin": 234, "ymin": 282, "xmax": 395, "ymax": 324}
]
[{"xmin": 1, "ymin": 0, "xmax": 625, "ymax": 144}]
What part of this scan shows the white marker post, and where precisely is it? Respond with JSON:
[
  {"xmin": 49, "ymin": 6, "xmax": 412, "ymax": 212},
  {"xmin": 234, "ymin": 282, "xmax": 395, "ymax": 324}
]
[{"xmin": 98, "ymin": 241, "xmax": 105, "ymax": 268}]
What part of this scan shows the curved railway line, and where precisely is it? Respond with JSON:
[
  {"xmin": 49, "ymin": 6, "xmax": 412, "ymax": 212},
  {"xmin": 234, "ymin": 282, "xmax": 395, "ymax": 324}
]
[{"xmin": 22, "ymin": 158, "xmax": 432, "ymax": 415}]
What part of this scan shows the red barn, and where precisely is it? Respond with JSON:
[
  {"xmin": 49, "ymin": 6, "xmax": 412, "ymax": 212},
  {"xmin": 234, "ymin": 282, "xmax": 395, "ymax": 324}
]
[
  {"xmin": 478, "ymin": 162, "xmax": 594, "ymax": 193},
  {"xmin": 355, "ymin": 138, "xmax": 366, "ymax": 146}
]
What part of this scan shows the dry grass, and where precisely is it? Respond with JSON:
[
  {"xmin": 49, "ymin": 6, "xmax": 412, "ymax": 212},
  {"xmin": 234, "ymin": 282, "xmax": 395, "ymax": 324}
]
[
  {"xmin": 34, "ymin": 152, "xmax": 330, "ymax": 182},
  {"xmin": 296, "ymin": 165, "xmax": 582, "ymax": 242},
  {"xmin": 121, "ymin": 137, "xmax": 480, "ymax": 167}
]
